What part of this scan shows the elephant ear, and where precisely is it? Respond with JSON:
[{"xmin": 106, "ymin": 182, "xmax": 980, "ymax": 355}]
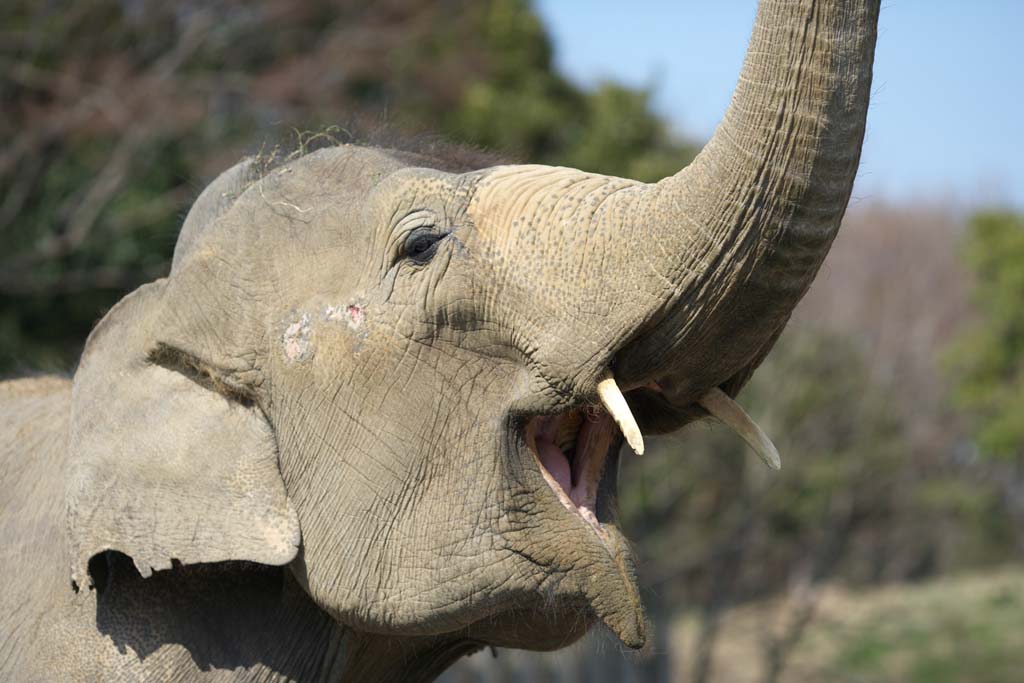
[
  {"xmin": 67, "ymin": 281, "xmax": 299, "ymax": 590},
  {"xmin": 67, "ymin": 161, "xmax": 299, "ymax": 591},
  {"xmin": 171, "ymin": 156, "xmax": 258, "ymax": 273}
]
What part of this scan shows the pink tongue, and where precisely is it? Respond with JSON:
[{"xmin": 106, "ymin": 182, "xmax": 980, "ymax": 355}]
[{"xmin": 537, "ymin": 438, "xmax": 572, "ymax": 495}]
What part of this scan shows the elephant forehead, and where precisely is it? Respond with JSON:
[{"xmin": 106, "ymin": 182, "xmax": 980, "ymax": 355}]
[
  {"xmin": 169, "ymin": 146, "xmax": 413, "ymax": 267},
  {"xmin": 467, "ymin": 164, "xmax": 637, "ymax": 243},
  {"xmin": 261, "ymin": 146, "xmax": 416, "ymax": 202},
  {"xmin": 241, "ymin": 147, "xmax": 467, "ymax": 232}
]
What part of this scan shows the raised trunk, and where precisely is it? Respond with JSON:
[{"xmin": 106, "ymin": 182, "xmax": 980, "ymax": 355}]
[
  {"xmin": 466, "ymin": 0, "xmax": 878, "ymax": 430},
  {"xmin": 612, "ymin": 0, "xmax": 880, "ymax": 403}
]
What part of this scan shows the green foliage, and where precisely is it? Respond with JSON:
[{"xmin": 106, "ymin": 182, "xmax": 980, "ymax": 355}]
[
  {"xmin": 948, "ymin": 211, "xmax": 1024, "ymax": 460},
  {"xmin": 0, "ymin": 0, "xmax": 696, "ymax": 373},
  {"xmin": 447, "ymin": 0, "xmax": 693, "ymax": 181}
]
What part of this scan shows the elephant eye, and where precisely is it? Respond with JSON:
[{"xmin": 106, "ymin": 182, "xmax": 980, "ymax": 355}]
[{"xmin": 403, "ymin": 228, "xmax": 446, "ymax": 264}]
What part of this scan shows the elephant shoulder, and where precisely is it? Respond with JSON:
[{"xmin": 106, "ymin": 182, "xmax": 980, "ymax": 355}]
[
  {"xmin": 0, "ymin": 374, "xmax": 72, "ymax": 502},
  {"xmin": 0, "ymin": 374, "xmax": 72, "ymax": 451},
  {"xmin": 0, "ymin": 374, "xmax": 72, "ymax": 522},
  {"xmin": 0, "ymin": 376, "xmax": 74, "ymax": 679}
]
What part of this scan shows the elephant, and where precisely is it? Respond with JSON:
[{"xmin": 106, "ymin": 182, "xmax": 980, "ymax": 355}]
[{"xmin": 0, "ymin": 0, "xmax": 879, "ymax": 680}]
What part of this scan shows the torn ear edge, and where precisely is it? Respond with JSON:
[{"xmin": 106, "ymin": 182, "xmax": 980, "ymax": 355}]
[{"xmin": 66, "ymin": 281, "xmax": 301, "ymax": 593}]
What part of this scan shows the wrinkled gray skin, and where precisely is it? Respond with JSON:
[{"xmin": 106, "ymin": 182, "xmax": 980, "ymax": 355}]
[{"xmin": 0, "ymin": 1, "xmax": 878, "ymax": 680}]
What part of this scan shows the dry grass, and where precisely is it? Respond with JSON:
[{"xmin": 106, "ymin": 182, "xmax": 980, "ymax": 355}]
[{"xmin": 672, "ymin": 568, "xmax": 1024, "ymax": 683}]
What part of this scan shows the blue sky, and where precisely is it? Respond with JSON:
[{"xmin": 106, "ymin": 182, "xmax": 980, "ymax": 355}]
[{"xmin": 534, "ymin": 1, "xmax": 1024, "ymax": 209}]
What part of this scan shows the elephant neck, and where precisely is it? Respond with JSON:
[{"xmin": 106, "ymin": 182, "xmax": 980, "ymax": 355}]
[
  {"xmin": 91, "ymin": 553, "xmax": 480, "ymax": 682},
  {"xmin": 272, "ymin": 568, "xmax": 484, "ymax": 683},
  {"xmin": 331, "ymin": 626, "xmax": 485, "ymax": 683}
]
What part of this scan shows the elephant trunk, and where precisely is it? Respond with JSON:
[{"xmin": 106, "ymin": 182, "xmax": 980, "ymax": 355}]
[
  {"xmin": 467, "ymin": 0, "xmax": 879, "ymax": 428},
  {"xmin": 609, "ymin": 0, "xmax": 880, "ymax": 404}
]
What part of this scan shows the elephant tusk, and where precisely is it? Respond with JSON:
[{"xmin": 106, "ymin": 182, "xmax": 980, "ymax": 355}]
[
  {"xmin": 597, "ymin": 372, "xmax": 645, "ymax": 455},
  {"xmin": 698, "ymin": 387, "xmax": 781, "ymax": 470}
]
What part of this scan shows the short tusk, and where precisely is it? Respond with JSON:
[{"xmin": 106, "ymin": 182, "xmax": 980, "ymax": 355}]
[
  {"xmin": 698, "ymin": 387, "xmax": 781, "ymax": 470},
  {"xmin": 597, "ymin": 372, "xmax": 645, "ymax": 455}
]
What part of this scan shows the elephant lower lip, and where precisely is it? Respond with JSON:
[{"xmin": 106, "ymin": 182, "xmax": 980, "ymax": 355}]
[{"xmin": 525, "ymin": 407, "xmax": 616, "ymax": 534}]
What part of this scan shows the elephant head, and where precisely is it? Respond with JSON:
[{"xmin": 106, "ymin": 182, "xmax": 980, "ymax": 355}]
[{"xmin": 67, "ymin": 0, "xmax": 878, "ymax": 658}]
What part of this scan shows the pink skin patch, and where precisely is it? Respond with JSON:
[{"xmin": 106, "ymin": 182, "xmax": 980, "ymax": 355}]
[
  {"xmin": 282, "ymin": 313, "xmax": 313, "ymax": 362},
  {"xmin": 345, "ymin": 304, "xmax": 363, "ymax": 329},
  {"xmin": 323, "ymin": 303, "xmax": 365, "ymax": 331}
]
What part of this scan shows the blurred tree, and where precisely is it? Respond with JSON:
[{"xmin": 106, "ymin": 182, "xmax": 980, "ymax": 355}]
[
  {"xmin": 0, "ymin": 0, "xmax": 696, "ymax": 373},
  {"xmin": 947, "ymin": 211, "xmax": 1024, "ymax": 554},
  {"xmin": 620, "ymin": 329, "xmax": 910, "ymax": 605},
  {"xmin": 620, "ymin": 322, "xmax": 1013, "ymax": 682},
  {"xmin": 948, "ymin": 211, "xmax": 1024, "ymax": 460}
]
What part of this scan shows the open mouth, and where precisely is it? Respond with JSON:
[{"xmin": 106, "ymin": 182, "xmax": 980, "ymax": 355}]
[
  {"xmin": 522, "ymin": 372, "xmax": 647, "ymax": 536},
  {"xmin": 523, "ymin": 373, "xmax": 782, "ymax": 536},
  {"xmin": 514, "ymin": 372, "xmax": 784, "ymax": 649},
  {"xmin": 524, "ymin": 407, "xmax": 619, "ymax": 533}
]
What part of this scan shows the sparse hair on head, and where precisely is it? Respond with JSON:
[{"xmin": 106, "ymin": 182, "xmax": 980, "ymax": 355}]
[{"xmin": 250, "ymin": 124, "xmax": 511, "ymax": 183}]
